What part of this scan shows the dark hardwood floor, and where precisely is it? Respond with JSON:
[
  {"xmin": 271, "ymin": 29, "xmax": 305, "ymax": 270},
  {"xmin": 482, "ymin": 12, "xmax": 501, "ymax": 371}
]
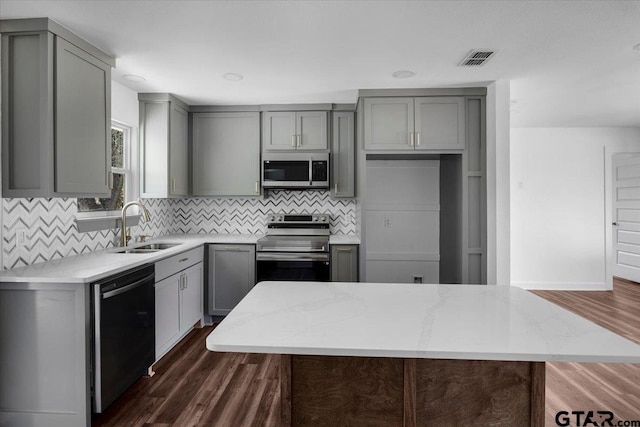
[
  {"xmin": 533, "ymin": 278, "xmax": 640, "ymax": 427},
  {"xmin": 92, "ymin": 327, "xmax": 281, "ymax": 427},
  {"xmin": 93, "ymin": 278, "xmax": 640, "ymax": 427}
]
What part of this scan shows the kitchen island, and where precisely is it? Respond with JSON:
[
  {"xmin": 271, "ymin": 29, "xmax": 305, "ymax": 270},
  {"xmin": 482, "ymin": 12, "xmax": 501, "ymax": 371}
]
[{"xmin": 206, "ymin": 281, "xmax": 640, "ymax": 426}]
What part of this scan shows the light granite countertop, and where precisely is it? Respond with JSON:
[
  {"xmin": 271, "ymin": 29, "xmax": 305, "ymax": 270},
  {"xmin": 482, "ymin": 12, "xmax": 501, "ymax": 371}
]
[
  {"xmin": 0, "ymin": 234, "xmax": 259, "ymax": 284},
  {"xmin": 0, "ymin": 234, "xmax": 359, "ymax": 284},
  {"xmin": 206, "ymin": 281, "xmax": 640, "ymax": 363}
]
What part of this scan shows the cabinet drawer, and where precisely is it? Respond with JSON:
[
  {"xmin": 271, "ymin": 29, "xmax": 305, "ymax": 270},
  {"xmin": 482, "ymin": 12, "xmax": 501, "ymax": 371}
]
[{"xmin": 155, "ymin": 246, "xmax": 204, "ymax": 281}]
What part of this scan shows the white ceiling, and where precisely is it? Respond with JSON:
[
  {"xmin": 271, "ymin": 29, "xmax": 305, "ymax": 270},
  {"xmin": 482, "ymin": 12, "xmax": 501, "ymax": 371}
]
[{"xmin": 1, "ymin": 0, "xmax": 640, "ymax": 127}]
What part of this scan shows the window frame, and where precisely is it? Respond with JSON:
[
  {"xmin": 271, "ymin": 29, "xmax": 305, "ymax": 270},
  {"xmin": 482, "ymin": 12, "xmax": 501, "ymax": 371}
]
[{"xmin": 76, "ymin": 120, "xmax": 140, "ymax": 231}]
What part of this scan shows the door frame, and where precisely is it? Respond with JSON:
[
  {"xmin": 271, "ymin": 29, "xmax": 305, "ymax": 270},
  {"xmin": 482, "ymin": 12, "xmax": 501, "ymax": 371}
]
[{"xmin": 604, "ymin": 145, "xmax": 640, "ymax": 289}]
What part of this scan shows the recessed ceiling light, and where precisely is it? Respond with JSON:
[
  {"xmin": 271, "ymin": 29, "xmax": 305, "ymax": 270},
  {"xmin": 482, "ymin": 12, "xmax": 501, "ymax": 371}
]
[
  {"xmin": 634, "ymin": 43, "xmax": 640, "ymax": 51},
  {"xmin": 223, "ymin": 73, "xmax": 244, "ymax": 81},
  {"xmin": 392, "ymin": 70, "xmax": 416, "ymax": 79},
  {"xmin": 122, "ymin": 74, "xmax": 146, "ymax": 82}
]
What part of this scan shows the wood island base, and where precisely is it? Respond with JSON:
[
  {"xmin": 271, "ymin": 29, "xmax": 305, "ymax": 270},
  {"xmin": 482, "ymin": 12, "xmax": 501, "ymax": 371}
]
[{"xmin": 280, "ymin": 355, "xmax": 545, "ymax": 427}]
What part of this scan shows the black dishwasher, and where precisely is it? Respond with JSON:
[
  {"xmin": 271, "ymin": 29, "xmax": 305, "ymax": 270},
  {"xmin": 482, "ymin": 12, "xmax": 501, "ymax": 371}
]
[{"xmin": 92, "ymin": 264, "xmax": 155, "ymax": 413}]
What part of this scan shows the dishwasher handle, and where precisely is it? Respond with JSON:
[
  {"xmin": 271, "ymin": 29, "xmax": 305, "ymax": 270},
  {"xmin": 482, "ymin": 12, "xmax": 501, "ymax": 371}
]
[{"xmin": 102, "ymin": 272, "xmax": 155, "ymax": 300}]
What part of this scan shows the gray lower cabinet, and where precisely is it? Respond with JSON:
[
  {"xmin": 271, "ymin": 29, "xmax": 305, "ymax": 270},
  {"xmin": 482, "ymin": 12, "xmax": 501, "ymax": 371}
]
[
  {"xmin": 192, "ymin": 112, "xmax": 261, "ymax": 196},
  {"xmin": 208, "ymin": 244, "xmax": 256, "ymax": 316},
  {"xmin": 155, "ymin": 247, "xmax": 204, "ymax": 360},
  {"xmin": 331, "ymin": 245, "xmax": 359, "ymax": 282},
  {"xmin": 330, "ymin": 111, "xmax": 355, "ymax": 198},
  {"xmin": 363, "ymin": 96, "xmax": 464, "ymax": 151},
  {"xmin": 0, "ymin": 281, "xmax": 92, "ymax": 427},
  {"xmin": 1, "ymin": 19, "xmax": 114, "ymax": 197},
  {"xmin": 139, "ymin": 93, "xmax": 189, "ymax": 197},
  {"xmin": 262, "ymin": 111, "xmax": 328, "ymax": 151}
]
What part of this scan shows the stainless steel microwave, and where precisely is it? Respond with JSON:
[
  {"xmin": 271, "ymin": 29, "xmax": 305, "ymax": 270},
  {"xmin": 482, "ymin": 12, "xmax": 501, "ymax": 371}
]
[{"xmin": 262, "ymin": 152, "xmax": 329, "ymax": 189}]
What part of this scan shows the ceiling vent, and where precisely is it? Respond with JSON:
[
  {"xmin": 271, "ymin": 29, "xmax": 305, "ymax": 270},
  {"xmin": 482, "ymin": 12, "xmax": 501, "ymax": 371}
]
[{"xmin": 458, "ymin": 49, "xmax": 497, "ymax": 67}]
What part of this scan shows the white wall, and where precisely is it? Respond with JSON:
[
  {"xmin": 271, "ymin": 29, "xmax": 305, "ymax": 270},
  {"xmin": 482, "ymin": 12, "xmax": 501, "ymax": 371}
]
[
  {"xmin": 510, "ymin": 127, "xmax": 640, "ymax": 290},
  {"xmin": 111, "ymin": 80, "xmax": 139, "ymax": 126}
]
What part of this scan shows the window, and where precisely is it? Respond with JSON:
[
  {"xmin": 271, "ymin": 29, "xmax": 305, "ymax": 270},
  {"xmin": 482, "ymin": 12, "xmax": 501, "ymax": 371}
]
[{"xmin": 78, "ymin": 122, "xmax": 131, "ymax": 213}]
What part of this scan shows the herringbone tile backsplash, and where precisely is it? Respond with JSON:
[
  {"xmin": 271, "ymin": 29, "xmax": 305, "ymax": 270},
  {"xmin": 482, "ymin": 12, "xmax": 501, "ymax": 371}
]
[{"xmin": 2, "ymin": 191, "xmax": 356, "ymax": 270}]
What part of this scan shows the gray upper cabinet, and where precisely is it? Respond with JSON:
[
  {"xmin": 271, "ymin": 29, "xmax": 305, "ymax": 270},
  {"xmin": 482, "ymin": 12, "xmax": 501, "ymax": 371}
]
[
  {"xmin": 414, "ymin": 97, "xmax": 465, "ymax": 150},
  {"xmin": 363, "ymin": 97, "xmax": 465, "ymax": 151},
  {"xmin": 192, "ymin": 112, "xmax": 261, "ymax": 196},
  {"xmin": 363, "ymin": 97, "xmax": 414, "ymax": 150},
  {"xmin": 1, "ymin": 19, "xmax": 115, "ymax": 197},
  {"xmin": 263, "ymin": 111, "xmax": 328, "ymax": 151},
  {"xmin": 331, "ymin": 111, "xmax": 355, "ymax": 198},
  {"xmin": 139, "ymin": 93, "xmax": 189, "ymax": 198},
  {"xmin": 262, "ymin": 111, "xmax": 297, "ymax": 150}
]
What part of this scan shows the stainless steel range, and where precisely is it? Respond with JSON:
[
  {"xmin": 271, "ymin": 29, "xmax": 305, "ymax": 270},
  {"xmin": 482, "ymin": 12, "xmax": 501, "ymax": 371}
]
[{"xmin": 256, "ymin": 214, "xmax": 331, "ymax": 282}]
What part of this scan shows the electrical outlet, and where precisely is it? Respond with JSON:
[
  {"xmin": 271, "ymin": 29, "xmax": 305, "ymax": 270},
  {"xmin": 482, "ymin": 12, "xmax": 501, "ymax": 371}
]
[
  {"xmin": 384, "ymin": 216, "xmax": 391, "ymax": 228},
  {"xmin": 16, "ymin": 227, "xmax": 27, "ymax": 248},
  {"xmin": 413, "ymin": 275, "xmax": 423, "ymax": 284}
]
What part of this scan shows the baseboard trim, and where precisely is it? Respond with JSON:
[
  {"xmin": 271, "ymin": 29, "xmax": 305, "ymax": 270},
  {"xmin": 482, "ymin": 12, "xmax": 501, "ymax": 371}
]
[{"xmin": 512, "ymin": 282, "xmax": 610, "ymax": 291}]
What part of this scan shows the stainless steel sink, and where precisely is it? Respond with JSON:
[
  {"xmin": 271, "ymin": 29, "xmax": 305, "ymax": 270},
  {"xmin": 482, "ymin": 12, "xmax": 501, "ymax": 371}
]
[
  {"xmin": 112, "ymin": 242, "xmax": 180, "ymax": 254},
  {"xmin": 113, "ymin": 248, "xmax": 160, "ymax": 254},
  {"xmin": 135, "ymin": 243, "xmax": 179, "ymax": 250}
]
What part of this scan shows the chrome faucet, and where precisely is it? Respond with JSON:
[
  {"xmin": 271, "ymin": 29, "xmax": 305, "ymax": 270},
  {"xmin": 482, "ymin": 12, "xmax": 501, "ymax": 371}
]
[{"xmin": 120, "ymin": 201, "xmax": 152, "ymax": 246}]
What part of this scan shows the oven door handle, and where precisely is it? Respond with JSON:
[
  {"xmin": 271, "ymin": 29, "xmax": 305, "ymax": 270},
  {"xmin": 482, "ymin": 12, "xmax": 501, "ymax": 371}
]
[
  {"xmin": 258, "ymin": 247, "xmax": 326, "ymax": 253},
  {"xmin": 256, "ymin": 253, "xmax": 330, "ymax": 262},
  {"xmin": 102, "ymin": 273, "xmax": 155, "ymax": 300}
]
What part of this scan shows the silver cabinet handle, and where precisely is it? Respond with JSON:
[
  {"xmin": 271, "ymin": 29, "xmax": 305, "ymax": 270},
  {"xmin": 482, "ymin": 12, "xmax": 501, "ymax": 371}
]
[
  {"xmin": 291, "ymin": 135, "xmax": 296, "ymax": 147},
  {"xmin": 178, "ymin": 258, "xmax": 189, "ymax": 263},
  {"xmin": 334, "ymin": 183, "xmax": 338, "ymax": 193},
  {"xmin": 297, "ymin": 134, "xmax": 301, "ymax": 148},
  {"xmin": 171, "ymin": 178, "xmax": 176, "ymax": 192},
  {"xmin": 255, "ymin": 181, "xmax": 260, "ymax": 194},
  {"xmin": 108, "ymin": 172, "xmax": 114, "ymax": 190},
  {"xmin": 416, "ymin": 132, "xmax": 420, "ymax": 147},
  {"xmin": 409, "ymin": 132, "xmax": 415, "ymax": 147},
  {"xmin": 336, "ymin": 247, "xmax": 352, "ymax": 253}
]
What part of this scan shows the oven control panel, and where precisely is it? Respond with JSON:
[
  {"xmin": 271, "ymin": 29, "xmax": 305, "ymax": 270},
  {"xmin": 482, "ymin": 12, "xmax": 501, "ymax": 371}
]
[{"xmin": 267, "ymin": 214, "xmax": 330, "ymax": 224}]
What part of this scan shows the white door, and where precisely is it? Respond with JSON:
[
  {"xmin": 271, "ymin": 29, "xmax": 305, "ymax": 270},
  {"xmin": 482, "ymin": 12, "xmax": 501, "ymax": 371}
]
[{"xmin": 613, "ymin": 154, "xmax": 640, "ymax": 282}]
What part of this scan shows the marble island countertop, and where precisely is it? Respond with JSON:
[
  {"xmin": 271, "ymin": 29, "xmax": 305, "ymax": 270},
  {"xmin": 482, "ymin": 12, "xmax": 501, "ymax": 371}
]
[
  {"xmin": 0, "ymin": 234, "xmax": 360, "ymax": 284},
  {"xmin": 206, "ymin": 281, "xmax": 640, "ymax": 364}
]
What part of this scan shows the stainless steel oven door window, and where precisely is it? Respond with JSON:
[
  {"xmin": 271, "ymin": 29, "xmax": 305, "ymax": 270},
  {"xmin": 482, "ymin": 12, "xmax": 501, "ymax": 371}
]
[{"xmin": 256, "ymin": 252, "xmax": 330, "ymax": 282}]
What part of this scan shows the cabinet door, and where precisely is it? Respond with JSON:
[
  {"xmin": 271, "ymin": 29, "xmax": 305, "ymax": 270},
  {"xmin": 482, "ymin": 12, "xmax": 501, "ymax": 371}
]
[
  {"xmin": 297, "ymin": 111, "xmax": 328, "ymax": 150},
  {"xmin": 1, "ymin": 31, "xmax": 55, "ymax": 197},
  {"xmin": 55, "ymin": 37, "xmax": 111, "ymax": 195},
  {"xmin": 208, "ymin": 244, "xmax": 256, "ymax": 316},
  {"xmin": 363, "ymin": 98, "xmax": 414, "ymax": 151},
  {"xmin": 155, "ymin": 275, "xmax": 180, "ymax": 358},
  {"xmin": 192, "ymin": 112, "xmax": 261, "ymax": 196},
  {"xmin": 331, "ymin": 245, "xmax": 359, "ymax": 282},
  {"xmin": 414, "ymin": 97, "xmax": 465, "ymax": 150},
  {"xmin": 140, "ymin": 101, "xmax": 169, "ymax": 197},
  {"xmin": 262, "ymin": 111, "xmax": 297, "ymax": 151},
  {"xmin": 180, "ymin": 263, "xmax": 203, "ymax": 333},
  {"xmin": 169, "ymin": 103, "xmax": 189, "ymax": 196},
  {"xmin": 331, "ymin": 112, "xmax": 355, "ymax": 198}
]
